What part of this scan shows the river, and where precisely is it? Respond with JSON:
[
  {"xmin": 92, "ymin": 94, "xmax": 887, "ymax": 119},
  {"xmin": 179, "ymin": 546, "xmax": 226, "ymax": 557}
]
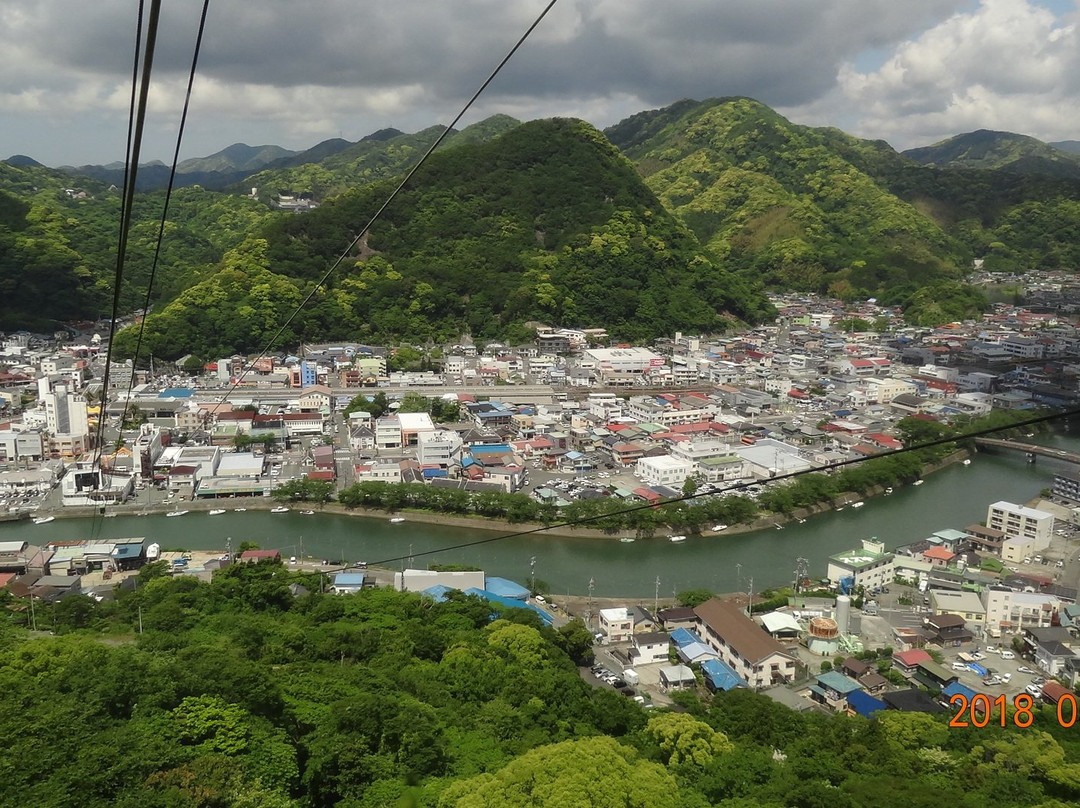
[{"xmin": 7, "ymin": 433, "xmax": 1077, "ymax": 598}]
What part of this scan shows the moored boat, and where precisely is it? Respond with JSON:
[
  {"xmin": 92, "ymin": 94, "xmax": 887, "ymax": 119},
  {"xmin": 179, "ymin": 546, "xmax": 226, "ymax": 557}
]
[
  {"xmin": 166, "ymin": 510, "xmax": 188, "ymax": 517},
  {"xmin": 208, "ymin": 509, "xmax": 226, "ymax": 516},
  {"xmin": 270, "ymin": 506, "xmax": 290, "ymax": 514},
  {"xmin": 668, "ymin": 535, "xmax": 686, "ymax": 543},
  {"xmin": 301, "ymin": 509, "xmax": 315, "ymax": 515},
  {"xmin": 32, "ymin": 515, "xmax": 55, "ymax": 525},
  {"xmin": 389, "ymin": 517, "xmax": 405, "ymax": 523}
]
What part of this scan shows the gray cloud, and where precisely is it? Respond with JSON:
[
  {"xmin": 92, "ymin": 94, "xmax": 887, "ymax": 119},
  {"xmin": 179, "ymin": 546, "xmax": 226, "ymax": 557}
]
[{"xmin": 3, "ymin": 0, "xmax": 1077, "ymax": 165}]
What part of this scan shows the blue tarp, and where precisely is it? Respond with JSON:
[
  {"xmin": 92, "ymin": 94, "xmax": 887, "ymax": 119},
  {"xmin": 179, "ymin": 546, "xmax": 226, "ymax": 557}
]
[
  {"xmin": 968, "ymin": 663, "xmax": 988, "ymax": 677},
  {"xmin": 463, "ymin": 587, "xmax": 554, "ymax": 626},
  {"xmin": 700, "ymin": 658, "xmax": 747, "ymax": 692},
  {"xmin": 848, "ymin": 690, "xmax": 887, "ymax": 717},
  {"xmin": 669, "ymin": 628, "xmax": 703, "ymax": 648}
]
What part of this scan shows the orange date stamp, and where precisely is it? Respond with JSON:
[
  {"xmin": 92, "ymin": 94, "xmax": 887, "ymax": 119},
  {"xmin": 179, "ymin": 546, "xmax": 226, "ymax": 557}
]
[{"xmin": 948, "ymin": 692, "xmax": 1078, "ymax": 728}]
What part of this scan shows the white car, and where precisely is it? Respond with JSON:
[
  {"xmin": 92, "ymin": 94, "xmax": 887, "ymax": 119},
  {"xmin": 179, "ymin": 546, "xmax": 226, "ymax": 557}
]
[
  {"xmin": 951, "ymin": 662, "xmax": 969, "ymax": 671},
  {"xmin": 1017, "ymin": 666, "xmax": 1035, "ymax": 674},
  {"xmin": 1026, "ymin": 684, "xmax": 1043, "ymax": 698}
]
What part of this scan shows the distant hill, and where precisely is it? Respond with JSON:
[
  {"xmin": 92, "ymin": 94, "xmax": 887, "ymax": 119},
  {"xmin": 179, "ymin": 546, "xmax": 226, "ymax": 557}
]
[
  {"xmin": 238, "ymin": 114, "xmax": 523, "ymax": 199},
  {"xmin": 176, "ymin": 143, "xmax": 297, "ymax": 174},
  {"xmin": 902, "ymin": 129, "xmax": 1080, "ymax": 179},
  {"xmin": 4, "ymin": 155, "xmax": 44, "ymax": 168},
  {"xmin": 1051, "ymin": 140, "xmax": 1080, "ymax": 155}
]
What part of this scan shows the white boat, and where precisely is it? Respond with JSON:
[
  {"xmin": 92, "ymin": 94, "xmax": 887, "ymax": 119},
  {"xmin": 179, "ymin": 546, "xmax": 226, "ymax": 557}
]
[
  {"xmin": 619, "ymin": 536, "xmax": 635, "ymax": 543},
  {"xmin": 852, "ymin": 501, "xmax": 864, "ymax": 509},
  {"xmin": 913, "ymin": 479, "xmax": 924, "ymax": 486},
  {"xmin": 233, "ymin": 507, "xmax": 247, "ymax": 512},
  {"xmin": 963, "ymin": 459, "xmax": 971, "ymax": 466},
  {"xmin": 270, "ymin": 506, "xmax": 290, "ymax": 514},
  {"xmin": 389, "ymin": 517, "xmax": 405, "ymax": 523},
  {"xmin": 208, "ymin": 509, "xmax": 226, "ymax": 516},
  {"xmin": 166, "ymin": 510, "xmax": 189, "ymax": 517},
  {"xmin": 301, "ymin": 509, "xmax": 315, "ymax": 515},
  {"xmin": 885, "ymin": 487, "xmax": 893, "ymax": 495},
  {"xmin": 797, "ymin": 518, "xmax": 807, "ymax": 524},
  {"xmin": 32, "ymin": 515, "xmax": 55, "ymax": 525},
  {"xmin": 835, "ymin": 506, "xmax": 845, "ymax": 512},
  {"xmin": 668, "ymin": 535, "xmax": 686, "ymax": 543},
  {"xmin": 711, "ymin": 524, "xmax": 728, "ymax": 532}
]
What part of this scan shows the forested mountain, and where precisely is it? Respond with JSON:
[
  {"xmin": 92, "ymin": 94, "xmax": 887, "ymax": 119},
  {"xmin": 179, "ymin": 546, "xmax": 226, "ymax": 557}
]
[
  {"xmin": 903, "ymin": 129, "xmax": 1080, "ymax": 179},
  {"xmin": 113, "ymin": 118, "xmax": 772, "ymax": 361},
  {"xmin": 5, "ymin": 98, "xmax": 1080, "ymax": 351},
  {"xmin": 4, "ymin": 562, "xmax": 1080, "ymax": 808}
]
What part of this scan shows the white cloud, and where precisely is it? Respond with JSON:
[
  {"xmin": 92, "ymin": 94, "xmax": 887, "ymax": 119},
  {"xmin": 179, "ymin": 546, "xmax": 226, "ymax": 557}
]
[{"xmin": 834, "ymin": 0, "xmax": 1080, "ymax": 148}]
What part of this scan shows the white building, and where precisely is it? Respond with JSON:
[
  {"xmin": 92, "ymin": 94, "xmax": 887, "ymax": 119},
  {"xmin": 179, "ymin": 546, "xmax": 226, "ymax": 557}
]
[
  {"xmin": 826, "ymin": 538, "xmax": 894, "ymax": 591},
  {"xmin": 636, "ymin": 455, "xmax": 694, "ymax": 488},
  {"xmin": 599, "ymin": 607, "xmax": 634, "ymax": 643},
  {"xmin": 416, "ymin": 429, "xmax": 463, "ymax": 467},
  {"xmin": 987, "ymin": 501, "xmax": 1054, "ymax": 551},
  {"xmin": 984, "ymin": 586, "xmax": 1062, "ymax": 638}
]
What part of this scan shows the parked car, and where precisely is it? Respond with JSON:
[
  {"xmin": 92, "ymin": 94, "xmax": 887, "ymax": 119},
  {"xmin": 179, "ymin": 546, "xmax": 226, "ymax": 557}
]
[
  {"xmin": 951, "ymin": 662, "xmax": 969, "ymax": 671},
  {"xmin": 1000, "ymin": 650, "xmax": 1015, "ymax": 660},
  {"xmin": 1026, "ymin": 684, "xmax": 1044, "ymax": 698},
  {"xmin": 1017, "ymin": 666, "xmax": 1035, "ymax": 674}
]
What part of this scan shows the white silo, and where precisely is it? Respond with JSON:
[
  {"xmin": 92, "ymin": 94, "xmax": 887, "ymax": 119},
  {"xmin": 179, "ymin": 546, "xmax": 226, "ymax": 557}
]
[{"xmin": 835, "ymin": 594, "xmax": 851, "ymax": 635}]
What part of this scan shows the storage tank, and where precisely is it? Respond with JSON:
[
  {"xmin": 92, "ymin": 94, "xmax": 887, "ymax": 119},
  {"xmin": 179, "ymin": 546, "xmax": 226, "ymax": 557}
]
[
  {"xmin": 806, "ymin": 616, "xmax": 841, "ymax": 655},
  {"xmin": 836, "ymin": 594, "xmax": 851, "ymax": 635}
]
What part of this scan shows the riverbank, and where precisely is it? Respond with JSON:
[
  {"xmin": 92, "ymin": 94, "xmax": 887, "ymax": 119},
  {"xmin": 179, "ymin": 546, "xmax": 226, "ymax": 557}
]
[{"xmin": 33, "ymin": 447, "xmax": 973, "ymax": 541}]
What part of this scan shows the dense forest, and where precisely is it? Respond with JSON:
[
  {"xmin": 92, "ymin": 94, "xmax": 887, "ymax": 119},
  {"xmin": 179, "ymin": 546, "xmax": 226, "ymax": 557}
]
[
  {"xmin": 4, "ymin": 99, "xmax": 1080, "ymax": 357},
  {"xmin": 3, "ymin": 560, "xmax": 1080, "ymax": 808}
]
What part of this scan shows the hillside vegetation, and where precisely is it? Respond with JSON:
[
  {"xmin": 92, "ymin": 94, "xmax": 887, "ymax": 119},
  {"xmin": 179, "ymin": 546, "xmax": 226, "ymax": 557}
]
[
  {"xmin": 3, "ymin": 563, "xmax": 1080, "ymax": 808},
  {"xmin": 114, "ymin": 118, "xmax": 772, "ymax": 360}
]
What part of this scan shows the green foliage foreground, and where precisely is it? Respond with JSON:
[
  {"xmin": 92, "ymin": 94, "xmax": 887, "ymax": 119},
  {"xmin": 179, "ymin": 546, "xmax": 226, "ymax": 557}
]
[{"xmin": 3, "ymin": 560, "xmax": 1080, "ymax": 808}]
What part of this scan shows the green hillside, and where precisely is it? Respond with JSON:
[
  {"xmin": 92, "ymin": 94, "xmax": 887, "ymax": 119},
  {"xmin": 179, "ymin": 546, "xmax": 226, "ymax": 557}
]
[
  {"xmin": 115, "ymin": 118, "xmax": 772, "ymax": 360},
  {"xmin": 605, "ymin": 98, "xmax": 977, "ymax": 315}
]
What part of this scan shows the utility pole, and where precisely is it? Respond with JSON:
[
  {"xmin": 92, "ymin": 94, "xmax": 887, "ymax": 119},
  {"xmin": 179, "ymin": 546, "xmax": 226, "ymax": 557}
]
[
  {"xmin": 530, "ymin": 556, "xmax": 536, "ymax": 595},
  {"xmin": 587, "ymin": 577, "xmax": 595, "ymax": 629},
  {"xmin": 654, "ymin": 576, "xmax": 661, "ymax": 615}
]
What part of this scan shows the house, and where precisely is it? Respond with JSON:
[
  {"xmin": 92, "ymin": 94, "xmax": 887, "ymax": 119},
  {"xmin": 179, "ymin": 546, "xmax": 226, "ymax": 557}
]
[
  {"xmin": 658, "ymin": 606, "xmax": 698, "ymax": 631},
  {"xmin": 880, "ymin": 688, "xmax": 947, "ymax": 714},
  {"xmin": 846, "ymin": 690, "xmax": 887, "ymax": 718},
  {"xmin": 598, "ymin": 607, "xmax": 634, "ymax": 643},
  {"xmin": 629, "ymin": 631, "xmax": 670, "ymax": 665},
  {"xmin": 658, "ymin": 664, "xmax": 697, "ymax": 692},
  {"xmin": 923, "ymin": 613, "xmax": 974, "ymax": 646},
  {"xmin": 238, "ymin": 549, "xmax": 281, "ymax": 563},
  {"xmin": 332, "ymin": 572, "xmax": 370, "ymax": 594},
  {"xmin": 913, "ymin": 660, "xmax": 958, "ymax": 692},
  {"xmin": 892, "ymin": 648, "xmax": 932, "ymax": 675},
  {"xmin": 700, "ymin": 658, "xmax": 748, "ymax": 692},
  {"xmin": 693, "ymin": 598, "xmax": 798, "ymax": 688},
  {"xmin": 810, "ymin": 670, "xmax": 864, "ymax": 711}
]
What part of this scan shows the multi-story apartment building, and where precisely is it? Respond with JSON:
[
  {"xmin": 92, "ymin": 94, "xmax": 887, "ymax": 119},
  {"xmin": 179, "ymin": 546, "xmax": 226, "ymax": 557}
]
[
  {"xmin": 826, "ymin": 539, "xmax": 894, "ymax": 592},
  {"xmin": 984, "ymin": 586, "xmax": 1062, "ymax": 638},
  {"xmin": 987, "ymin": 501, "xmax": 1053, "ymax": 551},
  {"xmin": 693, "ymin": 598, "xmax": 797, "ymax": 689},
  {"xmin": 636, "ymin": 455, "xmax": 694, "ymax": 488}
]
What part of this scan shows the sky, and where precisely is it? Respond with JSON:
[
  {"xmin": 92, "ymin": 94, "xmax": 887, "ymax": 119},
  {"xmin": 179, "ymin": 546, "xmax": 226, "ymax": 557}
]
[{"xmin": 1, "ymin": 0, "xmax": 1079, "ymax": 167}]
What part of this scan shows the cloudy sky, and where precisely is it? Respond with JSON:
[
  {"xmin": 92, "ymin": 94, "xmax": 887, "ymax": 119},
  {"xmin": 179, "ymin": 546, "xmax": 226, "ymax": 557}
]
[{"xmin": 1, "ymin": 0, "xmax": 1078, "ymax": 167}]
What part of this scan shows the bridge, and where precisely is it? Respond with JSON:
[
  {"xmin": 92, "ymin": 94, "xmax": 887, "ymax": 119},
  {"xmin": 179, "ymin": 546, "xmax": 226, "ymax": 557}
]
[{"xmin": 973, "ymin": 438, "xmax": 1080, "ymax": 466}]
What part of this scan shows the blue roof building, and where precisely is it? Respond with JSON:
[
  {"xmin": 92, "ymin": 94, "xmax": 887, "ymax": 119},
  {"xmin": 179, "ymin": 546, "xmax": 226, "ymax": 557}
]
[
  {"xmin": 942, "ymin": 681, "xmax": 977, "ymax": 703},
  {"xmin": 701, "ymin": 658, "xmax": 748, "ymax": 692},
  {"xmin": 463, "ymin": 588, "xmax": 554, "ymax": 626},
  {"xmin": 669, "ymin": 627, "xmax": 703, "ymax": 648},
  {"xmin": 484, "ymin": 577, "xmax": 530, "ymax": 600},
  {"xmin": 847, "ymin": 690, "xmax": 887, "ymax": 717}
]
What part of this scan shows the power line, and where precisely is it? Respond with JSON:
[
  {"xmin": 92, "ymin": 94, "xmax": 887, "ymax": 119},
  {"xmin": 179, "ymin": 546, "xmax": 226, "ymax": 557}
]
[{"xmin": 363, "ymin": 405, "xmax": 1079, "ymax": 568}]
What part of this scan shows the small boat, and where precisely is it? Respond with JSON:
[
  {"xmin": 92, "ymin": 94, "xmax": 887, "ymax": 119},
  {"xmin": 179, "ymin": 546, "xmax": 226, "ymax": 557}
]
[
  {"xmin": 208, "ymin": 509, "xmax": 226, "ymax": 516},
  {"xmin": 389, "ymin": 517, "xmax": 405, "ymax": 524},
  {"xmin": 103, "ymin": 513, "xmax": 117, "ymax": 518},
  {"xmin": 885, "ymin": 487, "xmax": 893, "ymax": 495},
  {"xmin": 963, "ymin": 459, "xmax": 971, "ymax": 466},
  {"xmin": 301, "ymin": 509, "xmax": 315, "ymax": 515},
  {"xmin": 775, "ymin": 523, "xmax": 784, "ymax": 530},
  {"xmin": 836, "ymin": 506, "xmax": 845, "ymax": 512},
  {"xmin": 852, "ymin": 501, "xmax": 864, "ymax": 509},
  {"xmin": 798, "ymin": 518, "xmax": 806, "ymax": 524},
  {"xmin": 668, "ymin": 535, "xmax": 686, "ymax": 543},
  {"xmin": 233, "ymin": 507, "xmax": 247, "ymax": 512},
  {"xmin": 32, "ymin": 515, "xmax": 55, "ymax": 525},
  {"xmin": 913, "ymin": 479, "xmax": 924, "ymax": 486},
  {"xmin": 711, "ymin": 524, "xmax": 728, "ymax": 532},
  {"xmin": 619, "ymin": 536, "xmax": 635, "ymax": 543},
  {"xmin": 166, "ymin": 510, "xmax": 189, "ymax": 517},
  {"xmin": 270, "ymin": 506, "xmax": 290, "ymax": 514}
]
